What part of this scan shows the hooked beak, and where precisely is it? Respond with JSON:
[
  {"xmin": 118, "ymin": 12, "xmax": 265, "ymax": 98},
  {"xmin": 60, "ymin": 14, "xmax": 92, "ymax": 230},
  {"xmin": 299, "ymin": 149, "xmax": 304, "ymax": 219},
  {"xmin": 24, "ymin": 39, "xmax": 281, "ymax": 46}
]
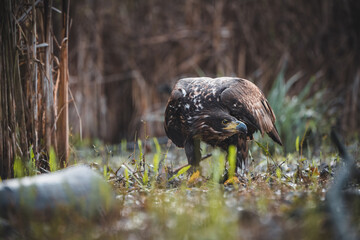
[
  {"xmin": 223, "ymin": 120, "xmax": 248, "ymax": 135},
  {"xmin": 235, "ymin": 121, "xmax": 247, "ymax": 135}
]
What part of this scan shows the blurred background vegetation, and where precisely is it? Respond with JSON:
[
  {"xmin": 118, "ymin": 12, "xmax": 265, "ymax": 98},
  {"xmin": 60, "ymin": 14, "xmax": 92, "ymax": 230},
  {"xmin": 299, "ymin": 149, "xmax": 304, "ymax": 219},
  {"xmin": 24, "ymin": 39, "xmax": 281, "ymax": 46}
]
[
  {"xmin": 1, "ymin": 1, "xmax": 360, "ymax": 239},
  {"xmin": 1, "ymin": 0, "xmax": 360, "ymax": 177},
  {"xmin": 68, "ymin": 0, "xmax": 360, "ymax": 148}
]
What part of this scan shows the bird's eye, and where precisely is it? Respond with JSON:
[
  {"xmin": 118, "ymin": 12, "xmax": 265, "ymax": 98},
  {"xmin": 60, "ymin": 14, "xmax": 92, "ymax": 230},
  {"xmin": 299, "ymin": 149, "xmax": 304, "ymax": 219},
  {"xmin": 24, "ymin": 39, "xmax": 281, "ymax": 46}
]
[{"xmin": 222, "ymin": 119, "xmax": 229, "ymax": 125}]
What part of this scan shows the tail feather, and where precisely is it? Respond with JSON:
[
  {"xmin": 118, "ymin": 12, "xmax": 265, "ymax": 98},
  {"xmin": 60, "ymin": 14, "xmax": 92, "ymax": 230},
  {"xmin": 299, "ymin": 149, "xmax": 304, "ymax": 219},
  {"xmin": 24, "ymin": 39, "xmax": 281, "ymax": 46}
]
[{"xmin": 267, "ymin": 126, "xmax": 282, "ymax": 146}]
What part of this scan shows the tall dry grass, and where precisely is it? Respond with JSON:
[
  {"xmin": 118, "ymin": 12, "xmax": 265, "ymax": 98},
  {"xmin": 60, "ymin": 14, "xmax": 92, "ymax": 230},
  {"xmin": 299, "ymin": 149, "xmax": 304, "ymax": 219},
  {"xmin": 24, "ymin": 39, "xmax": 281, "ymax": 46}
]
[{"xmin": 0, "ymin": 0, "xmax": 70, "ymax": 178}]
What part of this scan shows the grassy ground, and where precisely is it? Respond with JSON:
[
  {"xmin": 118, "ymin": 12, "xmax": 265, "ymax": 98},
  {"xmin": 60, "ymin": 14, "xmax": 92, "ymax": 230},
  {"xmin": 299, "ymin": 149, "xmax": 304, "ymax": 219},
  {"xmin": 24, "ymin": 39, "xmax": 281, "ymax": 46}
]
[
  {"xmin": 63, "ymin": 136, "xmax": 358, "ymax": 240},
  {"xmin": 2, "ymin": 136, "xmax": 359, "ymax": 240}
]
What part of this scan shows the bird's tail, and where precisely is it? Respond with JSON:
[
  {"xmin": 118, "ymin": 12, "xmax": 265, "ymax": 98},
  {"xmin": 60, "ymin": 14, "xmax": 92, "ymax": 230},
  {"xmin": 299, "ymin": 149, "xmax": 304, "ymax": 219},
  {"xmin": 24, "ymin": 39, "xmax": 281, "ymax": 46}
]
[{"xmin": 267, "ymin": 126, "xmax": 282, "ymax": 146}]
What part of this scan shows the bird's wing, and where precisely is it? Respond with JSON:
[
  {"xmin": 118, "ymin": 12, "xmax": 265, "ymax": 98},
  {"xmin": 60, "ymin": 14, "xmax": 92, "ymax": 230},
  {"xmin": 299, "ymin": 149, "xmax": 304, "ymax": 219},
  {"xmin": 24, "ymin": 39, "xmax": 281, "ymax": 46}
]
[
  {"xmin": 220, "ymin": 78, "xmax": 282, "ymax": 145},
  {"xmin": 164, "ymin": 88, "xmax": 186, "ymax": 147}
]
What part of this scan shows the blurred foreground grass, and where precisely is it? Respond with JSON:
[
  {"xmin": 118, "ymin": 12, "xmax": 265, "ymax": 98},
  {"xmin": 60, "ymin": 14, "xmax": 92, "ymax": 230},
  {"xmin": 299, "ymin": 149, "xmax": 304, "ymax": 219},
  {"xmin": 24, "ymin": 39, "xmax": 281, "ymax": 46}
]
[
  {"xmin": 62, "ymin": 134, "xmax": 358, "ymax": 240},
  {"xmin": 4, "ymin": 133, "xmax": 360, "ymax": 239}
]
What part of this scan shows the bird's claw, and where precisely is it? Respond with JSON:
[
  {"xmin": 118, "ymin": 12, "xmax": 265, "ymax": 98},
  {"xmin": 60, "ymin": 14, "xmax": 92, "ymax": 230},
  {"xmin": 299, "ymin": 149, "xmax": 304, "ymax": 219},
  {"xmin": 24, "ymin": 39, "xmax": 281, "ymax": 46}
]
[{"xmin": 224, "ymin": 176, "xmax": 241, "ymax": 185}]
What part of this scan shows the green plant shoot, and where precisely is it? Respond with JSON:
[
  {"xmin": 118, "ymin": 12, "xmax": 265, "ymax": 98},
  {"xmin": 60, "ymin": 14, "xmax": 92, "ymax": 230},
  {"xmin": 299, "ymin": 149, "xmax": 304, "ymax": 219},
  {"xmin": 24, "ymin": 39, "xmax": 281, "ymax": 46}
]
[
  {"xmin": 228, "ymin": 145, "xmax": 236, "ymax": 179},
  {"xmin": 14, "ymin": 156, "xmax": 24, "ymax": 178},
  {"xmin": 143, "ymin": 168, "xmax": 149, "ymax": 185},
  {"xmin": 295, "ymin": 136, "xmax": 300, "ymax": 152},
  {"xmin": 276, "ymin": 167, "xmax": 282, "ymax": 180},
  {"xmin": 103, "ymin": 165, "xmax": 108, "ymax": 179},
  {"xmin": 124, "ymin": 167, "xmax": 129, "ymax": 188},
  {"xmin": 28, "ymin": 146, "xmax": 37, "ymax": 176},
  {"xmin": 49, "ymin": 147, "xmax": 58, "ymax": 172},
  {"xmin": 169, "ymin": 165, "xmax": 191, "ymax": 181},
  {"xmin": 153, "ymin": 137, "xmax": 161, "ymax": 154},
  {"xmin": 153, "ymin": 153, "xmax": 160, "ymax": 176},
  {"xmin": 255, "ymin": 141, "xmax": 272, "ymax": 158},
  {"xmin": 153, "ymin": 137, "xmax": 161, "ymax": 175},
  {"xmin": 137, "ymin": 139, "xmax": 143, "ymax": 170}
]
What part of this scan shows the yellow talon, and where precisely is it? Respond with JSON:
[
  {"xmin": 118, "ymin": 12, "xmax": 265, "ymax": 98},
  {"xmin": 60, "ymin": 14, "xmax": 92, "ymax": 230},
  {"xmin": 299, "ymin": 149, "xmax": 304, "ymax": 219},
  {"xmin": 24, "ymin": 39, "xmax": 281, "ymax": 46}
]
[
  {"xmin": 187, "ymin": 170, "xmax": 200, "ymax": 185},
  {"xmin": 224, "ymin": 176, "xmax": 241, "ymax": 185}
]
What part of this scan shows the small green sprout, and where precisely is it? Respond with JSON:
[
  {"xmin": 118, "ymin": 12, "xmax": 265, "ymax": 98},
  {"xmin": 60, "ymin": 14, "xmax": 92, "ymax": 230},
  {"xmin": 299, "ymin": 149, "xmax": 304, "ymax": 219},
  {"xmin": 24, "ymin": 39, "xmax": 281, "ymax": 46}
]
[
  {"xmin": 143, "ymin": 168, "xmax": 149, "ymax": 185},
  {"xmin": 169, "ymin": 165, "xmax": 191, "ymax": 181},
  {"xmin": 295, "ymin": 136, "xmax": 300, "ymax": 152},
  {"xmin": 49, "ymin": 147, "xmax": 58, "ymax": 172},
  {"xmin": 228, "ymin": 145, "xmax": 236, "ymax": 179},
  {"xmin": 14, "ymin": 155, "xmax": 24, "ymax": 178},
  {"xmin": 124, "ymin": 167, "xmax": 129, "ymax": 188},
  {"xmin": 152, "ymin": 137, "xmax": 161, "ymax": 176}
]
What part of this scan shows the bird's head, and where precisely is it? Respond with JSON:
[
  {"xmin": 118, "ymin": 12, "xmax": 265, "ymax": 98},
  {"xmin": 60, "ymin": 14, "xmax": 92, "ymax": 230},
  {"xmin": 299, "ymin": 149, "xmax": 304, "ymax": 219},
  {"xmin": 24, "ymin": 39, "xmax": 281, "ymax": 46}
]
[
  {"xmin": 191, "ymin": 110, "xmax": 247, "ymax": 139},
  {"xmin": 221, "ymin": 117, "xmax": 247, "ymax": 135}
]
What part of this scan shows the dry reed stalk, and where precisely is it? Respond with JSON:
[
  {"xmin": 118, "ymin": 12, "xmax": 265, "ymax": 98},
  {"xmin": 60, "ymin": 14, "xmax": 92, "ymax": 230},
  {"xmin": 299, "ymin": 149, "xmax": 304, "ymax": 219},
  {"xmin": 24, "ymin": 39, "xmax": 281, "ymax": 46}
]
[
  {"xmin": 57, "ymin": 0, "xmax": 70, "ymax": 168},
  {"xmin": 0, "ymin": 0, "xmax": 70, "ymax": 177},
  {"xmin": 1, "ymin": 1, "xmax": 17, "ymax": 178},
  {"xmin": 44, "ymin": 0, "xmax": 54, "ymax": 152},
  {"xmin": 32, "ymin": 0, "xmax": 39, "ymax": 156},
  {"xmin": 57, "ymin": 41, "xmax": 69, "ymax": 167}
]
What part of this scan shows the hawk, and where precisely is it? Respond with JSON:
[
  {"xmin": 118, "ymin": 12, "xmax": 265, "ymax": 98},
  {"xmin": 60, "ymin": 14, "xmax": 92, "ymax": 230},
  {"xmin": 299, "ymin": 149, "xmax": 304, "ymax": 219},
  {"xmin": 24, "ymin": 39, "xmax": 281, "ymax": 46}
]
[{"xmin": 164, "ymin": 77, "xmax": 282, "ymax": 170}]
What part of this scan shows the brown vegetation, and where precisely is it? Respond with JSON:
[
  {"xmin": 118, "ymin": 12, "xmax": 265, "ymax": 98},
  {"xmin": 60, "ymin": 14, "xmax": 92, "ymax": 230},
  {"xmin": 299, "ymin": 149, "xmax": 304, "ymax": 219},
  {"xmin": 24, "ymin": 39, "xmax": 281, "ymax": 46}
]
[
  {"xmin": 0, "ymin": 0, "xmax": 69, "ymax": 178},
  {"xmin": 69, "ymin": 0, "xmax": 360, "ymax": 143}
]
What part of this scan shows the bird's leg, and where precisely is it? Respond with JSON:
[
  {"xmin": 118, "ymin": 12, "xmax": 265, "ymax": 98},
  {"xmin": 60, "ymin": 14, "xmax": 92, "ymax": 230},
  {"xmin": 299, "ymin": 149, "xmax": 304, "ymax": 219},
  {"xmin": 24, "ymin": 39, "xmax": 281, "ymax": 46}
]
[
  {"xmin": 184, "ymin": 137, "xmax": 201, "ymax": 167},
  {"xmin": 236, "ymin": 137, "xmax": 249, "ymax": 172}
]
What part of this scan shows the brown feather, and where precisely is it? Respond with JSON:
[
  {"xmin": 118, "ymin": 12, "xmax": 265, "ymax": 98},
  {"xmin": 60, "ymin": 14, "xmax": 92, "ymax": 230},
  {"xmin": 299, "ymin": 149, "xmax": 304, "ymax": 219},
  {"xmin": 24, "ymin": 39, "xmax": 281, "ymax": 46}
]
[
  {"xmin": 164, "ymin": 77, "xmax": 282, "ymax": 171},
  {"xmin": 237, "ymin": 137, "xmax": 249, "ymax": 168},
  {"xmin": 220, "ymin": 78, "xmax": 281, "ymax": 143}
]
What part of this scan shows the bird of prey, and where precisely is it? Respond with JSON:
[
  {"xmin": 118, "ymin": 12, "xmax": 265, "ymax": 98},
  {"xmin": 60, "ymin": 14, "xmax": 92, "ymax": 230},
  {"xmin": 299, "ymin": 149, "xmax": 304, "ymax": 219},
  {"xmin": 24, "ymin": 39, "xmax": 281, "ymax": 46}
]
[{"xmin": 164, "ymin": 77, "xmax": 282, "ymax": 171}]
